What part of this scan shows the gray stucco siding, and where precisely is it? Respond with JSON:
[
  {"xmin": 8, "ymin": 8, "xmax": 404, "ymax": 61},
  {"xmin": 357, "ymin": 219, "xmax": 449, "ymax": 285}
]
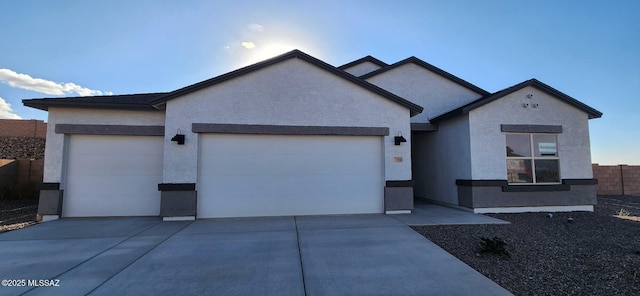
[
  {"xmin": 43, "ymin": 108, "xmax": 166, "ymax": 184},
  {"xmin": 468, "ymin": 86, "xmax": 594, "ymax": 180},
  {"xmin": 163, "ymin": 58, "xmax": 413, "ymax": 184},
  {"xmin": 342, "ymin": 61, "xmax": 384, "ymax": 77},
  {"xmin": 458, "ymin": 184, "xmax": 597, "ymax": 208},
  {"xmin": 365, "ymin": 63, "xmax": 482, "ymax": 123},
  {"xmin": 413, "ymin": 115, "xmax": 472, "ymax": 204}
]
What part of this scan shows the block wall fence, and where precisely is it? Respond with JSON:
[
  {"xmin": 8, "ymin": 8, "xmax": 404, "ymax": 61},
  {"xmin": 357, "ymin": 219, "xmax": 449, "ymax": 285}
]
[
  {"xmin": 592, "ymin": 164, "xmax": 640, "ymax": 196},
  {"xmin": 0, "ymin": 119, "xmax": 47, "ymax": 198},
  {"xmin": 0, "ymin": 159, "xmax": 43, "ymax": 198},
  {"xmin": 0, "ymin": 119, "xmax": 47, "ymax": 138}
]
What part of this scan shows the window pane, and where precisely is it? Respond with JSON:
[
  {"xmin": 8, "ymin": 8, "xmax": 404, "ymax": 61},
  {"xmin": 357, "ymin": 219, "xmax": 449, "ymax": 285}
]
[
  {"xmin": 507, "ymin": 159, "xmax": 532, "ymax": 183},
  {"xmin": 533, "ymin": 134, "xmax": 558, "ymax": 157},
  {"xmin": 535, "ymin": 160, "xmax": 560, "ymax": 183},
  {"xmin": 506, "ymin": 134, "xmax": 531, "ymax": 157}
]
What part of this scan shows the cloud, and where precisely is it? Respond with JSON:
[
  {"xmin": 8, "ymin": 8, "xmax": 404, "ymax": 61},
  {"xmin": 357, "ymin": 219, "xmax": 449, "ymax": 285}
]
[
  {"xmin": 248, "ymin": 23, "xmax": 264, "ymax": 32},
  {"xmin": 0, "ymin": 68, "xmax": 112, "ymax": 97},
  {"xmin": 0, "ymin": 96, "xmax": 21, "ymax": 119},
  {"xmin": 241, "ymin": 41, "xmax": 256, "ymax": 49}
]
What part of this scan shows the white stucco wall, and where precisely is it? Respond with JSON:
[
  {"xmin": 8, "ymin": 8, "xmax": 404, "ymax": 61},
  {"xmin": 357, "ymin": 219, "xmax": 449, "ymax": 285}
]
[
  {"xmin": 365, "ymin": 63, "xmax": 483, "ymax": 123},
  {"xmin": 43, "ymin": 108, "xmax": 165, "ymax": 184},
  {"xmin": 468, "ymin": 86, "xmax": 594, "ymax": 180},
  {"xmin": 164, "ymin": 58, "xmax": 412, "ymax": 183},
  {"xmin": 341, "ymin": 61, "xmax": 384, "ymax": 77},
  {"xmin": 414, "ymin": 115, "xmax": 472, "ymax": 204}
]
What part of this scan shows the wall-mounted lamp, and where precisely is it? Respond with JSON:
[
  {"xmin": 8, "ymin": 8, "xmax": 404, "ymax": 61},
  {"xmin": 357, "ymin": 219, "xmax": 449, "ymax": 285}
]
[
  {"xmin": 394, "ymin": 132, "xmax": 407, "ymax": 146},
  {"xmin": 171, "ymin": 129, "xmax": 185, "ymax": 145}
]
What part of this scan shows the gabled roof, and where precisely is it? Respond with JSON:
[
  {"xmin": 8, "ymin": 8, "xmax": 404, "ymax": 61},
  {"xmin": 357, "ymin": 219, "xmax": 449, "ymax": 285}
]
[
  {"xmin": 360, "ymin": 56, "xmax": 490, "ymax": 96},
  {"xmin": 23, "ymin": 93, "xmax": 168, "ymax": 111},
  {"xmin": 337, "ymin": 55, "xmax": 388, "ymax": 70},
  {"xmin": 149, "ymin": 49, "xmax": 423, "ymax": 116},
  {"xmin": 23, "ymin": 50, "xmax": 423, "ymax": 116},
  {"xmin": 430, "ymin": 78, "xmax": 603, "ymax": 123}
]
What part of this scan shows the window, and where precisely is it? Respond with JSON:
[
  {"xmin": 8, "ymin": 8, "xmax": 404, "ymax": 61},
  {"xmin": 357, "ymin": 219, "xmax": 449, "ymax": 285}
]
[{"xmin": 506, "ymin": 134, "xmax": 560, "ymax": 184}]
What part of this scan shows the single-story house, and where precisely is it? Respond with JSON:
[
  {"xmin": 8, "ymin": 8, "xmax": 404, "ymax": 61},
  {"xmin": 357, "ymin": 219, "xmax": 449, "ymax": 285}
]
[{"xmin": 23, "ymin": 49, "xmax": 602, "ymax": 221}]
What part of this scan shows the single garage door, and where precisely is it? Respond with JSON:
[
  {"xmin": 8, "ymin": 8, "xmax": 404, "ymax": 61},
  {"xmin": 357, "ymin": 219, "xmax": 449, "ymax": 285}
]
[
  {"xmin": 63, "ymin": 135, "xmax": 164, "ymax": 217},
  {"xmin": 198, "ymin": 134, "xmax": 384, "ymax": 218}
]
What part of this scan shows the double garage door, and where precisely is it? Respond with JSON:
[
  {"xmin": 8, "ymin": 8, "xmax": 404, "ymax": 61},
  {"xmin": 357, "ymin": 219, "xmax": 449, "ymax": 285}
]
[
  {"xmin": 197, "ymin": 134, "xmax": 384, "ymax": 218},
  {"xmin": 63, "ymin": 134, "xmax": 383, "ymax": 218}
]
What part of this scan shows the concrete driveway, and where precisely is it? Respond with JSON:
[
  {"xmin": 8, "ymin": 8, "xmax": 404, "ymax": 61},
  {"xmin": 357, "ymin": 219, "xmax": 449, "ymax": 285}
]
[{"xmin": 0, "ymin": 214, "xmax": 511, "ymax": 296}]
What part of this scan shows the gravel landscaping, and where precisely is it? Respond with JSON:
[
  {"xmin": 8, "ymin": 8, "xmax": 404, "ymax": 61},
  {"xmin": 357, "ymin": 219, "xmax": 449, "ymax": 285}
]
[
  {"xmin": 413, "ymin": 195, "xmax": 640, "ymax": 295},
  {"xmin": 0, "ymin": 136, "xmax": 45, "ymax": 159},
  {"xmin": 0, "ymin": 198, "xmax": 38, "ymax": 233}
]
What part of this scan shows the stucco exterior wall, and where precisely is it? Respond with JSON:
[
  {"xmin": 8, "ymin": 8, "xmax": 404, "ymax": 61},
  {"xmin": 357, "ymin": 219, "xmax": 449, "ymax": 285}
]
[
  {"xmin": 164, "ymin": 58, "xmax": 412, "ymax": 183},
  {"xmin": 365, "ymin": 63, "xmax": 482, "ymax": 123},
  {"xmin": 414, "ymin": 115, "xmax": 472, "ymax": 204},
  {"xmin": 468, "ymin": 86, "xmax": 593, "ymax": 180},
  {"xmin": 43, "ymin": 108, "xmax": 165, "ymax": 183},
  {"xmin": 342, "ymin": 61, "xmax": 384, "ymax": 77}
]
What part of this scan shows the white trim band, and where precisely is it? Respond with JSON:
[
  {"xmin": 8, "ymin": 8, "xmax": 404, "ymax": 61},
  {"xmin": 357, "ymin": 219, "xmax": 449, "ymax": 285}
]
[
  {"xmin": 163, "ymin": 216, "xmax": 196, "ymax": 221},
  {"xmin": 41, "ymin": 215, "xmax": 60, "ymax": 222},
  {"xmin": 474, "ymin": 205, "xmax": 594, "ymax": 214},
  {"xmin": 385, "ymin": 210, "xmax": 412, "ymax": 215}
]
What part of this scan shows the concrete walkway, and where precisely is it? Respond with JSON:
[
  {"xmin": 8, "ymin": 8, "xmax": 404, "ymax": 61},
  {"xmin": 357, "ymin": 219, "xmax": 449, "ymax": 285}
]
[
  {"xmin": 391, "ymin": 201, "xmax": 510, "ymax": 226},
  {"xmin": 0, "ymin": 212, "xmax": 511, "ymax": 295}
]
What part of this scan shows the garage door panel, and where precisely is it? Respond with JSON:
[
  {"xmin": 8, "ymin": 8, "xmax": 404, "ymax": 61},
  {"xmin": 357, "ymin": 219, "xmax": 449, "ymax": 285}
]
[
  {"xmin": 65, "ymin": 194, "xmax": 157, "ymax": 217},
  {"xmin": 63, "ymin": 135, "xmax": 163, "ymax": 217},
  {"xmin": 208, "ymin": 155, "xmax": 379, "ymax": 175},
  {"xmin": 70, "ymin": 136, "xmax": 156, "ymax": 155},
  {"xmin": 202, "ymin": 174, "xmax": 381, "ymax": 197},
  {"xmin": 70, "ymin": 175, "xmax": 161, "ymax": 192},
  {"xmin": 68, "ymin": 155, "xmax": 161, "ymax": 176},
  {"xmin": 198, "ymin": 134, "xmax": 383, "ymax": 218}
]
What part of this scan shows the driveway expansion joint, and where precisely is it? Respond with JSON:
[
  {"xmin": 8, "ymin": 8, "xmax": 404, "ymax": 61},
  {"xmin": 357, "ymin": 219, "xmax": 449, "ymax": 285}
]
[
  {"xmin": 294, "ymin": 216, "xmax": 307, "ymax": 296},
  {"xmin": 85, "ymin": 220, "xmax": 194, "ymax": 294}
]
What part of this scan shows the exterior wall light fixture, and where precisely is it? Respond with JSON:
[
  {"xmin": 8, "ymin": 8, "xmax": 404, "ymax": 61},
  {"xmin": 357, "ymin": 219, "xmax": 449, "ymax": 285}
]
[
  {"xmin": 394, "ymin": 131, "xmax": 407, "ymax": 145},
  {"xmin": 171, "ymin": 129, "xmax": 185, "ymax": 145}
]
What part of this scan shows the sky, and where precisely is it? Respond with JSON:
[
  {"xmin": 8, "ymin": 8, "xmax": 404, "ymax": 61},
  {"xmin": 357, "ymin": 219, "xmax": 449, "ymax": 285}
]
[{"xmin": 0, "ymin": 0, "xmax": 638, "ymax": 165}]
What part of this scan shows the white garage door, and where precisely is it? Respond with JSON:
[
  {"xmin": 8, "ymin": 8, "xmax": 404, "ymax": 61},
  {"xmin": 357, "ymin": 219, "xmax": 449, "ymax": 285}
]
[
  {"xmin": 63, "ymin": 135, "xmax": 164, "ymax": 217},
  {"xmin": 198, "ymin": 134, "xmax": 384, "ymax": 218}
]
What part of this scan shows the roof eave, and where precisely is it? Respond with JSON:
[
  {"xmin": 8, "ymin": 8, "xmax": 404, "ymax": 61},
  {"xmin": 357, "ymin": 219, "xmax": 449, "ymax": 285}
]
[
  {"xmin": 430, "ymin": 79, "xmax": 603, "ymax": 123},
  {"xmin": 338, "ymin": 55, "xmax": 388, "ymax": 70},
  {"xmin": 23, "ymin": 101, "xmax": 160, "ymax": 112},
  {"xmin": 360, "ymin": 57, "xmax": 490, "ymax": 96},
  {"xmin": 151, "ymin": 49, "xmax": 424, "ymax": 116}
]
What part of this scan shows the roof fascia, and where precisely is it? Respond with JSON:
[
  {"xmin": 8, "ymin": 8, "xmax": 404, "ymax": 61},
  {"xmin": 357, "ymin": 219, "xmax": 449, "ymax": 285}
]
[
  {"xmin": 431, "ymin": 79, "xmax": 602, "ymax": 123},
  {"xmin": 360, "ymin": 56, "xmax": 490, "ymax": 96},
  {"xmin": 22, "ymin": 93, "xmax": 168, "ymax": 112},
  {"xmin": 337, "ymin": 55, "xmax": 388, "ymax": 70},
  {"xmin": 151, "ymin": 49, "xmax": 423, "ymax": 116},
  {"xmin": 23, "ymin": 100, "xmax": 159, "ymax": 111}
]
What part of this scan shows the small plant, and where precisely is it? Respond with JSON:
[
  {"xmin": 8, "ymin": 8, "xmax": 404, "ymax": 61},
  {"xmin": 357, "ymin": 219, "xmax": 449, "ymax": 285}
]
[
  {"xmin": 479, "ymin": 237, "xmax": 510, "ymax": 258},
  {"xmin": 617, "ymin": 208, "xmax": 631, "ymax": 217}
]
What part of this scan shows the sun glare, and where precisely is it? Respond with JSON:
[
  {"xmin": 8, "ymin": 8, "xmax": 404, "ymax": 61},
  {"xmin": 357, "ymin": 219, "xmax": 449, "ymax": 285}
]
[
  {"xmin": 251, "ymin": 43, "xmax": 297, "ymax": 60},
  {"xmin": 236, "ymin": 39, "xmax": 321, "ymax": 68},
  {"xmin": 223, "ymin": 22, "xmax": 323, "ymax": 70}
]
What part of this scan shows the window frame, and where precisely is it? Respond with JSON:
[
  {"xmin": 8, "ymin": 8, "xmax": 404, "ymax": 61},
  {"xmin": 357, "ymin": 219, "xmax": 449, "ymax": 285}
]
[{"xmin": 505, "ymin": 133, "xmax": 561, "ymax": 185}]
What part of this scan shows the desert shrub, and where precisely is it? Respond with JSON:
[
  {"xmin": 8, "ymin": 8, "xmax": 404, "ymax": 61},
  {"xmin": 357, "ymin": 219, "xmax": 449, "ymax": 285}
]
[{"xmin": 479, "ymin": 236, "xmax": 510, "ymax": 258}]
